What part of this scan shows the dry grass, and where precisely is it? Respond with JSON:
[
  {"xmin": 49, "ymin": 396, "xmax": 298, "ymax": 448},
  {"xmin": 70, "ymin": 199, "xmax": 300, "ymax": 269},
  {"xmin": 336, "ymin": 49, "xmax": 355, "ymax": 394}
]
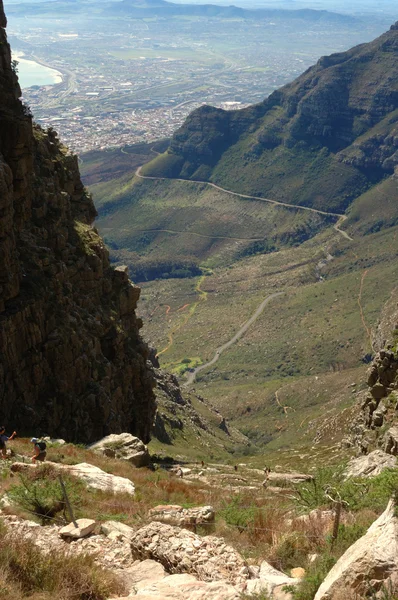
[{"xmin": 0, "ymin": 521, "xmax": 125, "ymax": 600}]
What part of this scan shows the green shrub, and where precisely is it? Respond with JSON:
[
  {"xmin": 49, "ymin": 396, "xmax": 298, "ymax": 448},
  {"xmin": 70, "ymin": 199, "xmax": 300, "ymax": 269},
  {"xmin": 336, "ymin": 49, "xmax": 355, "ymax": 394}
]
[
  {"xmin": 291, "ymin": 554, "xmax": 336, "ymax": 600},
  {"xmin": 294, "ymin": 466, "xmax": 346, "ymax": 510},
  {"xmin": 219, "ymin": 495, "xmax": 256, "ymax": 531},
  {"xmin": 8, "ymin": 465, "xmax": 85, "ymax": 525}
]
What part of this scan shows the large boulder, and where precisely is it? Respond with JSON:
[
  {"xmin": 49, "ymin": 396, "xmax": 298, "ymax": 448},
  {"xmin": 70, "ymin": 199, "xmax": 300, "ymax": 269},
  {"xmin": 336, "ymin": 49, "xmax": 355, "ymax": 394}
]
[
  {"xmin": 345, "ymin": 450, "xmax": 396, "ymax": 478},
  {"xmin": 130, "ymin": 521, "xmax": 249, "ymax": 586},
  {"xmin": 148, "ymin": 505, "xmax": 215, "ymax": 531},
  {"xmin": 89, "ymin": 433, "xmax": 150, "ymax": 467},
  {"xmin": 314, "ymin": 499, "xmax": 398, "ymax": 599}
]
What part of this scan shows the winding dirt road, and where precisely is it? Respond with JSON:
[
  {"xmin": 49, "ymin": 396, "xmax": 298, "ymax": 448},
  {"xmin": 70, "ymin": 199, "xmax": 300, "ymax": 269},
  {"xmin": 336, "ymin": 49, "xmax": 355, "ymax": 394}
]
[
  {"xmin": 135, "ymin": 167, "xmax": 353, "ymax": 242},
  {"xmin": 133, "ymin": 166, "xmax": 353, "ymax": 383},
  {"xmin": 184, "ymin": 291, "xmax": 284, "ymax": 385}
]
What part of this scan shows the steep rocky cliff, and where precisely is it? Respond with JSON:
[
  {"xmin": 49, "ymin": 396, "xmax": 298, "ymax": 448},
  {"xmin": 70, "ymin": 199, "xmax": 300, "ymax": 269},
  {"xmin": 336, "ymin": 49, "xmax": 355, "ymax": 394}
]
[
  {"xmin": 143, "ymin": 22, "xmax": 398, "ymax": 214},
  {"xmin": 347, "ymin": 299, "xmax": 398, "ymax": 455},
  {"xmin": 0, "ymin": 4, "xmax": 155, "ymax": 443}
]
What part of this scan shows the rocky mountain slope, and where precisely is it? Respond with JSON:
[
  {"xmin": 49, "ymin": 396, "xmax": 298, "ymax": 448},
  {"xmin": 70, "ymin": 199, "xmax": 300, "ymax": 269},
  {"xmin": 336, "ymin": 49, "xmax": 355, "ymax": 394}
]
[
  {"xmin": 144, "ymin": 22, "xmax": 398, "ymax": 216},
  {"xmin": 0, "ymin": 3, "xmax": 155, "ymax": 443}
]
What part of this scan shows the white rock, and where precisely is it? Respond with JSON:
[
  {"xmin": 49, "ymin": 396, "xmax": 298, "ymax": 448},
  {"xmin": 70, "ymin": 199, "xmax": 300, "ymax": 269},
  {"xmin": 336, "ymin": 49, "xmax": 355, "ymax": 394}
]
[
  {"xmin": 136, "ymin": 573, "xmax": 241, "ymax": 599},
  {"xmin": 314, "ymin": 499, "xmax": 398, "ymax": 599},
  {"xmin": 243, "ymin": 562, "xmax": 298, "ymax": 598},
  {"xmin": 345, "ymin": 450, "xmax": 397, "ymax": 478},
  {"xmin": 66, "ymin": 462, "xmax": 135, "ymax": 495},
  {"xmin": 101, "ymin": 520, "xmax": 135, "ymax": 540},
  {"xmin": 10, "ymin": 461, "xmax": 136, "ymax": 495},
  {"xmin": 59, "ymin": 518, "xmax": 96, "ymax": 539}
]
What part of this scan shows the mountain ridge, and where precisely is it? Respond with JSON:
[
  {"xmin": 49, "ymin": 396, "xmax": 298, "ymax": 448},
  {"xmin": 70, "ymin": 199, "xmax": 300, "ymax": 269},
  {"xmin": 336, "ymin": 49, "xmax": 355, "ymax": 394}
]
[{"xmin": 143, "ymin": 21, "xmax": 398, "ymax": 215}]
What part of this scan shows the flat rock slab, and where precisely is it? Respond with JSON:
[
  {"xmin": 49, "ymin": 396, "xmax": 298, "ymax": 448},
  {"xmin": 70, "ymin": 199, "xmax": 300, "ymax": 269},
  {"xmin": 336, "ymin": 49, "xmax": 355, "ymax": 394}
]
[
  {"xmin": 268, "ymin": 472, "xmax": 313, "ymax": 484},
  {"xmin": 66, "ymin": 462, "xmax": 136, "ymax": 495},
  {"xmin": 59, "ymin": 518, "xmax": 96, "ymax": 539},
  {"xmin": 131, "ymin": 521, "xmax": 249, "ymax": 586},
  {"xmin": 11, "ymin": 461, "xmax": 135, "ymax": 495},
  {"xmin": 112, "ymin": 573, "xmax": 240, "ymax": 600}
]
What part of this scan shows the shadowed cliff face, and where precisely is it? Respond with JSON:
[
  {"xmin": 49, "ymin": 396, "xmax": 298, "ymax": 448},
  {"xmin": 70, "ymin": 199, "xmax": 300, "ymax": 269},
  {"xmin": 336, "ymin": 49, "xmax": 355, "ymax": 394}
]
[{"xmin": 0, "ymin": 2, "xmax": 156, "ymax": 443}]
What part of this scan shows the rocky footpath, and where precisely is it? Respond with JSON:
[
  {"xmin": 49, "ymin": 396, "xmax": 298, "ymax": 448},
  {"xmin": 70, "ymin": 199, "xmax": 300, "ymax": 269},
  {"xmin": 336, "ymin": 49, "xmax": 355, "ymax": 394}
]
[{"xmin": 0, "ymin": 2, "xmax": 155, "ymax": 442}]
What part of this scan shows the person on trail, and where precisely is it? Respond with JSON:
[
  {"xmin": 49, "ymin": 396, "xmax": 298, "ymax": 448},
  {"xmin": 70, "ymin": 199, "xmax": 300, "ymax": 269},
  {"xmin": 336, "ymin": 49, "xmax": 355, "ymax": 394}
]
[
  {"xmin": 262, "ymin": 466, "xmax": 271, "ymax": 488},
  {"xmin": 30, "ymin": 438, "xmax": 47, "ymax": 463},
  {"xmin": 0, "ymin": 426, "xmax": 17, "ymax": 459}
]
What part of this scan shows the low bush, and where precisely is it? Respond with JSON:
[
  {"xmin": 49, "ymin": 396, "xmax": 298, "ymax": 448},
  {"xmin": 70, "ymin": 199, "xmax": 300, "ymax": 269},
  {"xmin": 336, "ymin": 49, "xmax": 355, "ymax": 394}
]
[{"xmin": 8, "ymin": 465, "xmax": 85, "ymax": 525}]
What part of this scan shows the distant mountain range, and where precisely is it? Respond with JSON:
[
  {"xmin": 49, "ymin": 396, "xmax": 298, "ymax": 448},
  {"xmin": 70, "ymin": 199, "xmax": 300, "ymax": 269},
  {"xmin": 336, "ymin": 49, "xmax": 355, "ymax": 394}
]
[
  {"xmin": 107, "ymin": 0, "xmax": 358, "ymax": 22},
  {"xmin": 6, "ymin": 0, "xmax": 359, "ymax": 23}
]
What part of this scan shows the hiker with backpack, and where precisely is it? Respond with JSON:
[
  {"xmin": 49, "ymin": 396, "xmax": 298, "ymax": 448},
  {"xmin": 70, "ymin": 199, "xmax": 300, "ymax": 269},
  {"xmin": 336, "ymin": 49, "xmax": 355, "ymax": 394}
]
[
  {"xmin": 0, "ymin": 426, "xmax": 16, "ymax": 459},
  {"xmin": 31, "ymin": 438, "xmax": 47, "ymax": 463}
]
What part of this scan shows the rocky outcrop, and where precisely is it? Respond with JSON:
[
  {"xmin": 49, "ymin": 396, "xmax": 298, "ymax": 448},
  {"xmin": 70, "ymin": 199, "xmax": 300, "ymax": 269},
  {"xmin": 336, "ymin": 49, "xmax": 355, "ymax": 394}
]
[
  {"xmin": 383, "ymin": 425, "xmax": 398, "ymax": 455},
  {"xmin": 347, "ymin": 349, "xmax": 398, "ymax": 454},
  {"xmin": 151, "ymin": 363, "xmax": 250, "ymax": 456},
  {"xmin": 89, "ymin": 433, "xmax": 150, "ymax": 467},
  {"xmin": 345, "ymin": 449, "xmax": 397, "ymax": 478},
  {"xmin": 314, "ymin": 500, "xmax": 398, "ymax": 599},
  {"xmin": 0, "ymin": 2, "xmax": 155, "ymax": 443},
  {"xmin": 130, "ymin": 521, "xmax": 249, "ymax": 586}
]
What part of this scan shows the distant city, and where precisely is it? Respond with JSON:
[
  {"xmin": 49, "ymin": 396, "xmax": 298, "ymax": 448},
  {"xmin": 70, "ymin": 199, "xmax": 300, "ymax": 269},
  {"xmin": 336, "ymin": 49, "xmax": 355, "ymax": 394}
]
[{"xmin": 8, "ymin": 7, "xmax": 390, "ymax": 154}]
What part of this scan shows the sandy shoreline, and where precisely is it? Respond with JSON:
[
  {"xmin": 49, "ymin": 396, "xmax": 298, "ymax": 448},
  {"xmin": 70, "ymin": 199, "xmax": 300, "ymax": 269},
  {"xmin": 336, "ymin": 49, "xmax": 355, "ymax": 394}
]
[{"xmin": 13, "ymin": 51, "xmax": 63, "ymax": 86}]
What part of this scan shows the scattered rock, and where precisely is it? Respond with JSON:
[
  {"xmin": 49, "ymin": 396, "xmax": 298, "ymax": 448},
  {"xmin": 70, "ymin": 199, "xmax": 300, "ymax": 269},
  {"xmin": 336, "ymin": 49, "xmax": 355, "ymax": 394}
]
[
  {"xmin": 59, "ymin": 518, "xmax": 96, "ymax": 539},
  {"xmin": 148, "ymin": 505, "xmax": 215, "ymax": 531},
  {"xmin": 314, "ymin": 499, "xmax": 398, "ymax": 599},
  {"xmin": 130, "ymin": 521, "xmax": 249, "ymax": 585},
  {"xmin": 345, "ymin": 450, "xmax": 396, "ymax": 478},
  {"xmin": 89, "ymin": 433, "xmax": 150, "ymax": 467}
]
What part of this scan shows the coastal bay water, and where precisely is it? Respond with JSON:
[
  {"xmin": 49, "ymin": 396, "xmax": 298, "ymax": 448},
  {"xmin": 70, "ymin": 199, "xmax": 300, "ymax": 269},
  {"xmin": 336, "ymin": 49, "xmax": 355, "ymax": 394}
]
[{"xmin": 13, "ymin": 52, "xmax": 62, "ymax": 88}]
